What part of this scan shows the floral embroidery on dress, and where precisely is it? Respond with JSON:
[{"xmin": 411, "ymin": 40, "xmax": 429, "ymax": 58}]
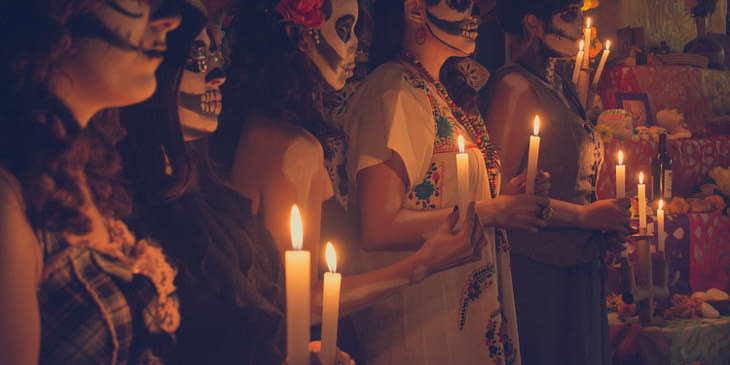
[
  {"xmin": 457, "ymin": 264, "xmax": 496, "ymax": 330},
  {"xmin": 496, "ymin": 229, "xmax": 511, "ymax": 254},
  {"xmin": 408, "ymin": 161, "xmax": 442, "ymax": 209},
  {"xmin": 485, "ymin": 309, "xmax": 517, "ymax": 365}
]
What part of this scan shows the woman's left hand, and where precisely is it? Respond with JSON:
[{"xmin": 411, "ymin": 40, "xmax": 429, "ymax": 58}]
[{"xmin": 503, "ymin": 170, "xmax": 550, "ymax": 196}]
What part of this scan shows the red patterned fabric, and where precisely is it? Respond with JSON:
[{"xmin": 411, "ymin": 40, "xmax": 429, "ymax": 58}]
[
  {"xmin": 597, "ymin": 135, "xmax": 730, "ymax": 200},
  {"xmin": 689, "ymin": 212, "xmax": 730, "ymax": 293},
  {"xmin": 598, "ymin": 65, "xmax": 714, "ymax": 132}
]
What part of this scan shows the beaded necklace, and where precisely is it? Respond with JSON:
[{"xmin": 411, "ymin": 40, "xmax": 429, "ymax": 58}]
[{"xmin": 401, "ymin": 50, "xmax": 501, "ymax": 197}]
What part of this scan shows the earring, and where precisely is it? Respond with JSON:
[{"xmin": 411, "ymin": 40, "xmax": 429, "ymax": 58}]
[
  {"xmin": 415, "ymin": 26, "xmax": 427, "ymax": 45},
  {"xmin": 308, "ymin": 28, "xmax": 321, "ymax": 45}
]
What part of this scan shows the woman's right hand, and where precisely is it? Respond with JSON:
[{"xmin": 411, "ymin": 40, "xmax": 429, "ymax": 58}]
[
  {"xmin": 476, "ymin": 194, "xmax": 550, "ymax": 232},
  {"xmin": 416, "ymin": 203, "xmax": 486, "ymax": 278}
]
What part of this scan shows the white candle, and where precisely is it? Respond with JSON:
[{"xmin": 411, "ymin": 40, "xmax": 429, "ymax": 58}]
[
  {"xmin": 638, "ymin": 172, "xmax": 646, "ymax": 231},
  {"xmin": 657, "ymin": 200, "xmax": 665, "ymax": 252},
  {"xmin": 583, "ymin": 18, "xmax": 592, "ymax": 68},
  {"xmin": 526, "ymin": 116, "xmax": 541, "ymax": 195},
  {"xmin": 455, "ymin": 134, "xmax": 469, "ymax": 228},
  {"xmin": 616, "ymin": 150, "xmax": 625, "ymax": 199},
  {"xmin": 320, "ymin": 242, "xmax": 341, "ymax": 365},
  {"xmin": 286, "ymin": 205, "xmax": 310, "ymax": 365},
  {"xmin": 572, "ymin": 40, "xmax": 585, "ymax": 85},
  {"xmin": 592, "ymin": 40, "xmax": 611, "ymax": 87}
]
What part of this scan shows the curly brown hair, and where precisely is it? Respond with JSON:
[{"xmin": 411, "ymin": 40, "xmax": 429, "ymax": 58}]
[{"xmin": 0, "ymin": 0, "xmax": 132, "ymax": 235}]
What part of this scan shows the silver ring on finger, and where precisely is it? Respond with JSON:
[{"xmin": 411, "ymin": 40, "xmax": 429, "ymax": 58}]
[{"xmin": 538, "ymin": 206, "xmax": 553, "ymax": 220}]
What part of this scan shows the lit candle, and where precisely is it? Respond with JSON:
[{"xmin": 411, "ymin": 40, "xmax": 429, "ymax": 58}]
[
  {"xmin": 592, "ymin": 40, "xmax": 611, "ymax": 87},
  {"xmin": 526, "ymin": 116, "xmax": 541, "ymax": 195},
  {"xmin": 616, "ymin": 150, "xmax": 625, "ymax": 199},
  {"xmin": 572, "ymin": 40, "xmax": 585, "ymax": 85},
  {"xmin": 286, "ymin": 205, "xmax": 310, "ymax": 365},
  {"xmin": 455, "ymin": 134, "xmax": 469, "ymax": 228},
  {"xmin": 583, "ymin": 17, "xmax": 592, "ymax": 68},
  {"xmin": 320, "ymin": 243, "xmax": 342, "ymax": 365},
  {"xmin": 657, "ymin": 200, "xmax": 665, "ymax": 252},
  {"xmin": 638, "ymin": 172, "xmax": 646, "ymax": 231}
]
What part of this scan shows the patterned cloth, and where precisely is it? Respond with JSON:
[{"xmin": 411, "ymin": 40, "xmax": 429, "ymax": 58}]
[
  {"xmin": 608, "ymin": 314, "xmax": 730, "ymax": 365},
  {"xmin": 37, "ymin": 227, "xmax": 177, "ymax": 365},
  {"xmin": 597, "ymin": 65, "xmax": 730, "ymax": 133},
  {"xmin": 346, "ymin": 60, "xmax": 520, "ymax": 365},
  {"xmin": 596, "ymin": 136, "xmax": 730, "ymax": 200}
]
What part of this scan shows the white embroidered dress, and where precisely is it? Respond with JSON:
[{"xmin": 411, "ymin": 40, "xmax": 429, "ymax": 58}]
[{"xmin": 346, "ymin": 61, "xmax": 521, "ymax": 365}]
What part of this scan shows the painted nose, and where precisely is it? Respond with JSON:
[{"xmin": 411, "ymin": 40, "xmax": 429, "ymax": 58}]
[{"xmin": 207, "ymin": 76, "xmax": 226, "ymax": 88}]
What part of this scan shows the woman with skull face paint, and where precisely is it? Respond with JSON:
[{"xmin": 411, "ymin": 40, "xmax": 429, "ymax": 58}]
[
  {"xmin": 0, "ymin": 1, "xmax": 183, "ymax": 364},
  {"xmin": 214, "ymin": 1, "xmax": 489, "ymax": 360},
  {"xmin": 344, "ymin": 0, "xmax": 571, "ymax": 363},
  {"xmin": 480, "ymin": 1, "xmax": 632, "ymax": 364}
]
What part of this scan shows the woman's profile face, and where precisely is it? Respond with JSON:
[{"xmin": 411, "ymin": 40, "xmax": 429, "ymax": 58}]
[{"xmin": 62, "ymin": 0, "xmax": 181, "ymax": 108}]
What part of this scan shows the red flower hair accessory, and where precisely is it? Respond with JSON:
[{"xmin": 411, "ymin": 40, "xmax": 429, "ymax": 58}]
[{"xmin": 274, "ymin": 0, "xmax": 325, "ymax": 29}]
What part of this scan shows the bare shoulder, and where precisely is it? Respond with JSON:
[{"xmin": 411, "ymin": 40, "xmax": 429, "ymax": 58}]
[
  {"xmin": 0, "ymin": 167, "xmax": 42, "ymax": 284},
  {"xmin": 240, "ymin": 116, "xmax": 323, "ymax": 160},
  {"xmin": 495, "ymin": 72, "xmax": 534, "ymax": 97}
]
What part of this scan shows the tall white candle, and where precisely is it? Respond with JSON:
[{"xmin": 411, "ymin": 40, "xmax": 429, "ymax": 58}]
[
  {"xmin": 657, "ymin": 200, "xmax": 665, "ymax": 252},
  {"xmin": 583, "ymin": 18, "xmax": 592, "ymax": 68},
  {"xmin": 526, "ymin": 116, "xmax": 541, "ymax": 195},
  {"xmin": 320, "ymin": 242, "xmax": 341, "ymax": 365},
  {"xmin": 592, "ymin": 40, "xmax": 611, "ymax": 87},
  {"xmin": 616, "ymin": 150, "xmax": 626, "ymax": 199},
  {"xmin": 572, "ymin": 40, "xmax": 585, "ymax": 85},
  {"xmin": 286, "ymin": 205, "xmax": 310, "ymax": 365},
  {"xmin": 638, "ymin": 172, "xmax": 647, "ymax": 231},
  {"xmin": 455, "ymin": 134, "xmax": 469, "ymax": 228}
]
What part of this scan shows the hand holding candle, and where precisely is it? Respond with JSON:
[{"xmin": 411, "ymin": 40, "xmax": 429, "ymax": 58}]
[
  {"xmin": 616, "ymin": 150, "xmax": 625, "ymax": 199},
  {"xmin": 320, "ymin": 243, "xmax": 341, "ymax": 365},
  {"xmin": 286, "ymin": 205, "xmax": 310, "ymax": 365},
  {"xmin": 572, "ymin": 40, "xmax": 585, "ymax": 85},
  {"xmin": 592, "ymin": 40, "xmax": 611, "ymax": 87},
  {"xmin": 657, "ymin": 200, "xmax": 665, "ymax": 252},
  {"xmin": 455, "ymin": 135, "xmax": 469, "ymax": 228},
  {"xmin": 526, "ymin": 116, "xmax": 541, "ymax": 195},
  {"xmin": 638, "ymin": 173, "xmax": 646, "ymax": 231}
]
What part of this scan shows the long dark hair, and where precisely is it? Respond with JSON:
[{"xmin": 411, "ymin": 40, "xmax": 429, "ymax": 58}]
[
  {"xmin": 119, "ymin": 2, "xmax": 208, "ymax": 204},
  {"xmin": 212, "ymin": 0, "xmax": 328, "ymax": 170},
  {"xmin": 0, "ymin": 0, "xmax": 132, "ymax": 235}
]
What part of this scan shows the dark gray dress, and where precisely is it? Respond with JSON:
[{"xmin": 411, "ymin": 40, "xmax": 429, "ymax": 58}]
[{"xmin": 481, "ymin": 62, "xmax": 608, "ymax": 365}]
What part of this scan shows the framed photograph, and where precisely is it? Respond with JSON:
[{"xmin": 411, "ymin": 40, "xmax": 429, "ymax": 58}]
[{"xmin": 616, "ymin": 92, "xmax": 652, "ymax": 127}]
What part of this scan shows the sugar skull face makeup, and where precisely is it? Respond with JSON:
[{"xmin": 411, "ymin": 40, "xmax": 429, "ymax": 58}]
[
  {"xmin": 305, "ymin": 0, "xmax": 359, "ymax": 90},
  {"xmin": 425, "ymin": 0, "xmax": 480, "ymax": 55},
  {"xmin": 178, "ymin": 27, "xmax": 227, "ymax": 141},
  {"xmin": 541, "ymin": 4, "xmax": 583, "ymax": 57}
]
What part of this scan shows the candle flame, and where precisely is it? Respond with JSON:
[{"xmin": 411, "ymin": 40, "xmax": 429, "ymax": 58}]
[
  {"xmin": 533, "ymin": 115, "xmax": 540, "ymax": 136},
  {"xmin": 586, "ymin": 17, "xmax": 591, "ymax": 29},
  {"xmin": 658, "ymin": 199, "xmax": 664, "ymax": 210},
  {"xmin": 457, "ymin": 134, "xmax": 465, "ymax": 154},
  {"xmin": 618, "ymin": 150, "xmax": 624, "ymax": 165},
  {"xmin": 325, "ymin": 242, "xmax": 337, "ymax": 273},
  {"xmin": 639, "ymin": 172, "xmax": 644, "ymax": 184},
  {"xmin": 579, "ymin": 39, "xmax": 584, "ymax": 51},
  {"xmin": 606, "ymin": 39, "xmax": 611, "ymax": 50},
  {"xmin": 290, "ymin": 205, "xmax": 303, "ymax": 251}
]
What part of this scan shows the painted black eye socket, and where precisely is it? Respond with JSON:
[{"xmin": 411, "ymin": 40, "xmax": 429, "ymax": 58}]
[
  {"xmin": 335, "ymin": 15, "xmax": 355, "ymax": 42},
  {"xmin": 558, "ymin": 7, "xmax": 581, "ymax": 23},
  {"xmin": 446, "ymin": 0, "xmax": 473, "ymax": 12},
  {"xmin": 185, "ymin": 40, "xmax": 224, "ymax": 73}
]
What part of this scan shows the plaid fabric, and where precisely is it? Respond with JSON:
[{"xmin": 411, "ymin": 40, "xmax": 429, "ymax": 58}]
[{"xmin": 37, "ymin": 232, "xmax": 168, "ymax": 365}]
